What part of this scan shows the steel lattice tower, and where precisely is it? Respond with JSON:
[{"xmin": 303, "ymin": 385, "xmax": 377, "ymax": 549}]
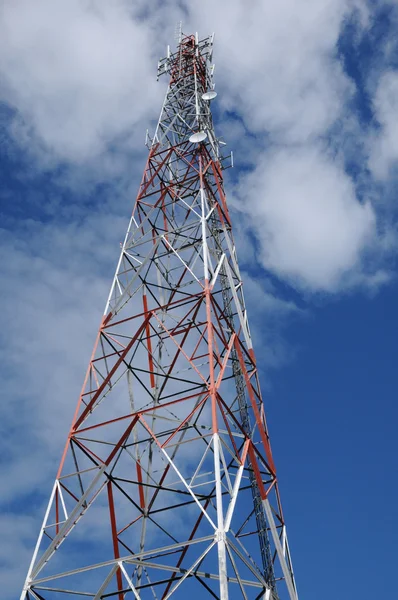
[{"xmin": 21, "ymin": 31, "xmax": 298, "ymax": 600}]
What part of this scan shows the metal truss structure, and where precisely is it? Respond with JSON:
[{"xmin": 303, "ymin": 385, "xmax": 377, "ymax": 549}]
[{"xmin": 21, "ymin": 32, "xmax": 298, "ymax": 600}]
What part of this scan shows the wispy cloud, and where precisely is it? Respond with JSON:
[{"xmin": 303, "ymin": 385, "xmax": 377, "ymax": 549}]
[{"xmin": 370, "ymin": 70, "xmax": 398, "ymax": 178}]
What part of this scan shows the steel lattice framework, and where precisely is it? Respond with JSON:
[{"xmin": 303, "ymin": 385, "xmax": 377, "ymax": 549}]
[{"xmin": 21, "ymin": 31, "xmax": 298, "ymax": 600}]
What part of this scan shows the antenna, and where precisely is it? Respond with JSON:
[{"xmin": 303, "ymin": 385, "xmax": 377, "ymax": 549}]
[
  {"xmin": 189, "ymin": 131, "xmax": 207, "ymax": 143},
  {"xmin": 202, "ymin": 91, "xmax": 218, "ymax": 101},
  {"xmin": 174, "ymin": 20, "xmax": 182, "ymax": 44}
]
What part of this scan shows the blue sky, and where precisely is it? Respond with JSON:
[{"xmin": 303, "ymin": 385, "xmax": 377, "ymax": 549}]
[{"xmin": 1, "ymin": 1, "xmax": 398, "ymax": 598}]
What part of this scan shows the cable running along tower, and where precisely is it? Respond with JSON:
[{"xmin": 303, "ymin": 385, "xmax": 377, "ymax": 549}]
[{"xmin": 21, "ymin": 31, "xmax": 298, "ymax": 600}]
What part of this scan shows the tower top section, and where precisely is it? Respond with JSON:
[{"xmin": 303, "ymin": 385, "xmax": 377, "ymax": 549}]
[
  {"xmin": 157, "ymin": 31, "xmax": 215, "ymax": 81},
  {"xmin": 149, "ymin": 31, "xmax": 224, "ymax": 162}
]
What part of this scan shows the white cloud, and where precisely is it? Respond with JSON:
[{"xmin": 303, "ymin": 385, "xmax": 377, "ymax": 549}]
[
  {"xmin": 185, "ymin": 0, "xmax": 356, "ymax": 142},
  {"xmin": 238, "ymin": 146, "xmax": 376, "ymax": 291},
  {"xmin": 178, "ymin": 0, "xmax": 388, "ymax": 293},
  {"xmin": 0, "ymin": 0, "xmax": 162, "ymax": 163},
  {"xmin": 369, "ymin": 70, "xmax": 398, "ymax": 179},
  {"xmin": 0, "ymin": 514, "xmax": 38, "ymax": 595},
  {"xmin": 0, "ymin": 213, "xmax": 121, "ymax": 492},
  {"xmin": 0, "ymin": 0, "xmax": 367, "ymax": 166}
]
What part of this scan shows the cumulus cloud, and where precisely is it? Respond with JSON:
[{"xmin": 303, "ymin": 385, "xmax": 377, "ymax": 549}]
[
  {"xmin": 238, "ymin": 146, "xmax": 377, "ymax": 291},
  {"xmin": 0, "ymin": 0, "xmax": 162, "ymax": 163},
  {"xmin": 0, "ymin": 0, "xmax": 368, "ymax": 163},
  {"xmin": 186, "ymin": 0, "xmax": 356, "ymax": 142},
  {"xmin": 179, "ymin": 0, "xmax": 388, "ymax": 293}
]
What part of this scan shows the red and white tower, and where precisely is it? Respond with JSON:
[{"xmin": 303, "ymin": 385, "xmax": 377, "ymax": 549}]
[{"xmin": 21, "ymin": 31, "xmax": 298, "ymax": 600}]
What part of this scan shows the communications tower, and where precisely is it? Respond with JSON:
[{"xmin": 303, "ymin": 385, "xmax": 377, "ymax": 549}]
[{"xmin": 21, "ymin": 31, "xmax": 298, "ymax": 600}]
